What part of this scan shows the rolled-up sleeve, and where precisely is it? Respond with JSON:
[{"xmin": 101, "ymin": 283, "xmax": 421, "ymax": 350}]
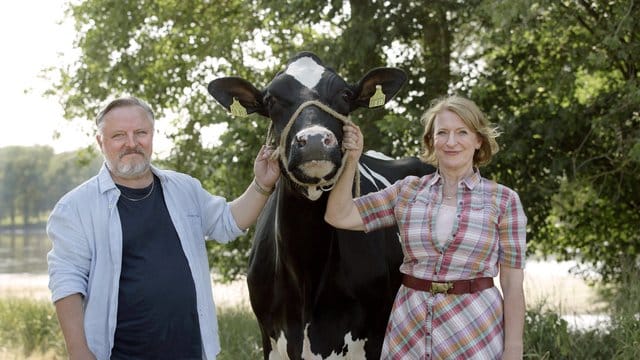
[
  {"xmin": 200, "ymin": 187, "xmax": 246, "ymax": 244},
  {"xmin": 498, "ymin": 190, "xmax": 527, "ymax": 269},
  {"xmin": 46, "ymin": 201, "xmax": 91, "ymax": 303},
  {"xmin": 354, "ymin": 179, "xmax": 404, "ymax": 233}
]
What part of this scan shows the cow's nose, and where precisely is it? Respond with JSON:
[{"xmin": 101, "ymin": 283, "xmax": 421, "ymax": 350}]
[{"xmin": 294, "ymin": 127, "xmax": 337, "ymax": 149}]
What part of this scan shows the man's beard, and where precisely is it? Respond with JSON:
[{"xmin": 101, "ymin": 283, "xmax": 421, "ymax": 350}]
[{"xmin": 106, "ymin": 148, "xmax": 151, "ymax": 180}]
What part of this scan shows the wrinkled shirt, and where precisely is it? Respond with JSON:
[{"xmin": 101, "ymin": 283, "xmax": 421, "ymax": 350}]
[
  {"xmin": 47, "ymin": 163, "xmax": 245, "ymax": 360},
  {"xmin": 354, "ymin": 170, "xmax": 527, "ymax": 359}
]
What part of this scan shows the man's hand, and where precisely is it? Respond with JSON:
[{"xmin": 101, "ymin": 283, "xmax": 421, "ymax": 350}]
[{"xmin": 253, "ymin": 145, "xmax": 280, "ymax": 191}]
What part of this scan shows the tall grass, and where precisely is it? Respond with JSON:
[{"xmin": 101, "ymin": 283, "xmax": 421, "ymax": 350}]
[
  {"xmin": 0, "ymin": 298, "xmax": 65, "ymax": 359},
  {"xmin": 1, "ymin": 277, "xmax": 638, "ymax": 359}
]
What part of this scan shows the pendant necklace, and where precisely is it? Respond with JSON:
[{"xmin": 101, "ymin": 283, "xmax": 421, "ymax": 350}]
[{"xmin": 119, "ymin": 179, "xmax": 155, "ymax": 202}]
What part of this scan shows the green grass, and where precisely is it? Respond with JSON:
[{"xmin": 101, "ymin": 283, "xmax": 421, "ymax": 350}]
[
  {"xmin": 0, "ymin": 300, "xmax": 262, "ymax": 360},
  {"xmin": 1, "ymin": 284, "xmax": 638, "ymax": 359},
  {"xmin": 0, "ymin": 298, "xmax": 65, "ymax": 359},
  {"xmin": 217, "ymin": 305, "xmax": 262, "ymax": 359}
]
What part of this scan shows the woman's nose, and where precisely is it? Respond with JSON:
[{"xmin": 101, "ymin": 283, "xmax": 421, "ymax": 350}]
[{"xmin": 447, "ymin": 132, "xmax": 457, "ymax": 145}]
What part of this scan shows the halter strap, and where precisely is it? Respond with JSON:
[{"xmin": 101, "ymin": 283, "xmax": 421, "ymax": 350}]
[{"xmin": 266, "ymin": 100, "xmax": 360, "ymax": 197}]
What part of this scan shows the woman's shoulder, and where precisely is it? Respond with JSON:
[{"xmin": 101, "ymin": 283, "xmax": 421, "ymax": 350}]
[{"xmin": 479, "ymin": 176, "xmax": 523, "ymax": 205}]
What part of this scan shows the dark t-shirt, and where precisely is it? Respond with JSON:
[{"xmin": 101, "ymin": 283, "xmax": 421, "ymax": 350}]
[{"xmin": 111, "ymin": 176, "xmax": 202, "ymax": 359}]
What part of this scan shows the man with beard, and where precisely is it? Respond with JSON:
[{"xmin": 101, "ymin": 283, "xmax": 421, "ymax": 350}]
[{"xmin": 46, "ymin": 96, "xmax": 280, "ymax": 360}]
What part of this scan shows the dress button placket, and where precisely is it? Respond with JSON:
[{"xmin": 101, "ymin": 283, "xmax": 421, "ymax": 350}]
[{"xmin": 425, "ymin": 296, "xmax": 434, "ymax": 356}]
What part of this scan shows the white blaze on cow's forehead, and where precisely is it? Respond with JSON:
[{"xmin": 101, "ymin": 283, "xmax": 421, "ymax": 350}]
[{"xmin": 285, "ymin": 56, "xmax": 325, "ymax": 90}]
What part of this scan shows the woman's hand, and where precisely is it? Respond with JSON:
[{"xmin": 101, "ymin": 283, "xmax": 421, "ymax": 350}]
[{"xmin": 342, "ymin": 123, "xmax": 363, "ymax": 163}]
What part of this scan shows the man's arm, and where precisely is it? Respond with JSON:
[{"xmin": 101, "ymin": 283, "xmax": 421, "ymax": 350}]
[
  {"xmin": 54, "ymin": 293, "xmax": 96, "ymax": 360},
  {"xmin": 230, "ymin": 145, "xmax": 280, "ymax": 229}
]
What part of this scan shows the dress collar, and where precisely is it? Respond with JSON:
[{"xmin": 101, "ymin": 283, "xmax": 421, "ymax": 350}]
[{"xmin": 428, "ymin": 168, "xmax": 482, "ymax": 190}]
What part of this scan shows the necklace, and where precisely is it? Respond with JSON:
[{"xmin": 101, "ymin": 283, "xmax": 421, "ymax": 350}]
[
  {"xmin": 119, "ymin": 179, "xmax": 155, "ymax": 202},
  {"xmin": 442, "ymin": 179, "xmax": 456, "ymax": 200}
]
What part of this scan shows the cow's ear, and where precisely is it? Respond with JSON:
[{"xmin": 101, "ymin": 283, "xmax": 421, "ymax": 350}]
[
  {"xmin": 351, "ymin": 68, "xmax": 407, "ymax": 111},
  {"xmin": 207, "ymin": 77, "xmax": 268, "ymax": 117}
]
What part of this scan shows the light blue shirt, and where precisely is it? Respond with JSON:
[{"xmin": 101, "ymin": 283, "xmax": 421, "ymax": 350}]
[{"xmin": 47, "ymin": 163, "xmax": 245, "ymax": 360}]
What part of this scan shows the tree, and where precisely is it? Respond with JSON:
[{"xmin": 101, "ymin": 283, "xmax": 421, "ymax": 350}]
[
  {"xmin": 471, "ymin": 0, "xmax": 639, "ymax": 282},
  {"xmin": 50, "ymin": 0, "xmax": 639, "ymax": 284},
  {"xmin": 52, "ymin": 0, "xmax": 474, "ymax": 280},
  {"xmin": 0, "ymin": 146, "xmax": 54, "ymax": 227}
]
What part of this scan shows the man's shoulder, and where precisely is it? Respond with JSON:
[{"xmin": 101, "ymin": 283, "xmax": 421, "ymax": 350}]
[
  {"xmin": 59, "ymin": 175, "xmax": 101, "ymax": 202},
  {"xmin": 153, "ymin": 168, "xmax": 203, "ymax": 193}
]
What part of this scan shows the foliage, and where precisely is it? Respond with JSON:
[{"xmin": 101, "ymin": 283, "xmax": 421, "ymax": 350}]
[
  {"xmin": 51, "ymin": 0, "xmax": 488, "ymax": 280},
  {"xmin": 523, "ymin": 304, "xmax": 614, "ymax": 359},
  {"xmin": 217, "ymin": 306, "xmax": 262, "ymax": 359},
  {"xmin": 0, "ymin": 146, "xmax": 101, "ymax": 228},
  {"xmin": 0, "ymin": 298, "xmax": 65, "ymax": 358},
  {"xmin": 471, "ymin": 0, "xmax": 640, "ymax": 284},
  {"xmin": 4, "ymin": 293, "xmax": 640, "ymax": 359},
  {"xmin": 48, "ymin": 0, "xmax": 640, "ymax": 284},
  {"xmin": 0, "ymin": 298, "xmax": 261, "ymax": 360}
]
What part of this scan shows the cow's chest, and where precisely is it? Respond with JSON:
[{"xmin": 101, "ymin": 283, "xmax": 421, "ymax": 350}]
[{"xmin": 269, "ymin": 324, "xmax": 367, "ymax": 360}]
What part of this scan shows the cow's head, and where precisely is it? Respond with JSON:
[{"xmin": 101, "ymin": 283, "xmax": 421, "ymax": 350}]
[{"xmin": 207, "ymin": 51, "xmax": 406, "ymax": 200}]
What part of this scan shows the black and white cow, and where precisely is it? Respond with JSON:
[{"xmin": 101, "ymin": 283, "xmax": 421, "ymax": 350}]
[{"xmin": 207, "ymin": 52, "xmax": 435, "ymax": 359}]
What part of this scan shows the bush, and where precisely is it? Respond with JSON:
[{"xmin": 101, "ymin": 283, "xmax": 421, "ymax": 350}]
[
  {"xmin": 0, "ymin": 298, "xmax": 65, "ymax": 358},
  {"xmin": 217, "ymin": 305, "xmax": 262, "ymax": 359}
]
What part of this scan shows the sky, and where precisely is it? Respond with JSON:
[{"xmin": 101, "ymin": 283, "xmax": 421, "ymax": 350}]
[{"xmin": 0, "ymin": 0, "xmax": 173, "ymax": 155}]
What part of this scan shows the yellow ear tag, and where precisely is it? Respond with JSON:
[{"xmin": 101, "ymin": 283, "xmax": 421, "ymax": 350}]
[
  {"xmin": 230, "ymin": 97, "xmax": 248, "ymax": 117},
  {"xmin": 369, "ymin": 85, "xmax": 386, "ymax": 108}
]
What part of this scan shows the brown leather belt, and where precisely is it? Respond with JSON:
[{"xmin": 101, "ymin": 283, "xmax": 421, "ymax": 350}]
[{"xmin": 402, "ymin": 274, "xmax": 494, "ymax": 295}]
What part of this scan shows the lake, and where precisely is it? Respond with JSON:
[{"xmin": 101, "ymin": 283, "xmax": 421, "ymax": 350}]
[
  {"xmin": 0, "ymin": 229, "xmax": 609, "ymax": 330},
  {"xmin": 0, "ymin": 229, "xmax": 51, "ymax": 274}
]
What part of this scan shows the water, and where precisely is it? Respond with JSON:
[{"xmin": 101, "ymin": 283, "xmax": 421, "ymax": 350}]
[
  {"xmin": 0, "ymin": 229, "xmax": 51, "ymax": 274},
  {"xmin": 0, "ymin": 231, "xmax": 611, "ymax": 330}
]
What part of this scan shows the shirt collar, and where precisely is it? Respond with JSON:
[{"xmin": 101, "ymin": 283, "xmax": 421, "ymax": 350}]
[
  {"xmin": 428, "ymin": 168, "xmax": 482, "ymax": 190},
  {"xmin": 97, "ymin": 162, "xmax": 166, "ymax": 194}
]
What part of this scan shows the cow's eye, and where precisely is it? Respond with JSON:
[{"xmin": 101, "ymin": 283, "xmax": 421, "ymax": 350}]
[
  {"xmin": 263, "ymin": 95, "xmax": 273, "ymax": 108},
  {"xmin": 341, "ymin": 90, "xmax": 353, "ymax": 103}
]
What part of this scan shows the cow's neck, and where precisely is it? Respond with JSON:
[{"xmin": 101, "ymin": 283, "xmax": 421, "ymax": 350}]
[{"xmin": 274, "ymin": 178, "xmax": 336, "ymax": 283}]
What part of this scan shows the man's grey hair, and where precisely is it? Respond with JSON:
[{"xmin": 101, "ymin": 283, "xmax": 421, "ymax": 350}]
[{"xmin": 95, "ymin": 96, "xmax": 155, "ymax": 133}]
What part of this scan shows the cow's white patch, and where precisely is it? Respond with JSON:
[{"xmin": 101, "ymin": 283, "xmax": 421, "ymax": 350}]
[
  {"xmin": 364, "ymin": 150, "xmax": 393, "ymax": 160},
  {"xmin": 358, "ymin": 162, "xmax": 392, "ymax": 190},
  {"xmin": 269, "ymin": 331, "xmax": 290, "ymax": 360},
  {"xmin": 268, "ymin": 325, "xmax": 368, "ymax": 359},
  {"xmin": 299, "ymin": 160, "xmax": 335, "ymax": 179},
  {"xmin": 306, "ymin": 186, "xmax": 323, "ymax": 201},
  {"xmin": 295, "ymin": 125, "xmax": 337, "ymax": 147},
  {"xmin": 302, "ymin": 324, "xmax": 367, "ymax": 359},
  {"xmin": 285, "ymin": 56, "xmax": 325, "ymax": 89}
]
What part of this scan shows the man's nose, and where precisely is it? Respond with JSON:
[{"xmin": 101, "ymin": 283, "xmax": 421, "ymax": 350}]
[{"xmin": 125, "ymin": 133, "xmax": 137, "ymax": 147}]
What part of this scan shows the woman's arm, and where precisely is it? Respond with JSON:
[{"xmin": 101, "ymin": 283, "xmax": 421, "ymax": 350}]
[
  {"xmin": 324, "ymin": 123, "xmax": 365, "ymax": 231},
  {"xmin": 500, "ymin": 264, "xmax": 525, "ymax": 360}
]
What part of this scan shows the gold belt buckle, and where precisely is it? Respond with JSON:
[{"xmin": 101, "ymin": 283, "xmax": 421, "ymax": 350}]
[{"xmin": 431, "ymin": 281, "xmax": 453, "ymax": 294}]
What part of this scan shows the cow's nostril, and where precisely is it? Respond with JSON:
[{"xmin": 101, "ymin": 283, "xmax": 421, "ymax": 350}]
[
  {"xmin": 296, "ymin": 137, "xmax": 307, "ymax": 147},
  {"xmin": 324, "ymin": 133, "xmax": 337, "ymax": 147}
]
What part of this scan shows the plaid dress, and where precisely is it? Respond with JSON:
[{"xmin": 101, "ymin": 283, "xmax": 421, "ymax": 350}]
[{"xmin": 354, "ymin": 171, "xmax": 527, "ymax": 359}]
